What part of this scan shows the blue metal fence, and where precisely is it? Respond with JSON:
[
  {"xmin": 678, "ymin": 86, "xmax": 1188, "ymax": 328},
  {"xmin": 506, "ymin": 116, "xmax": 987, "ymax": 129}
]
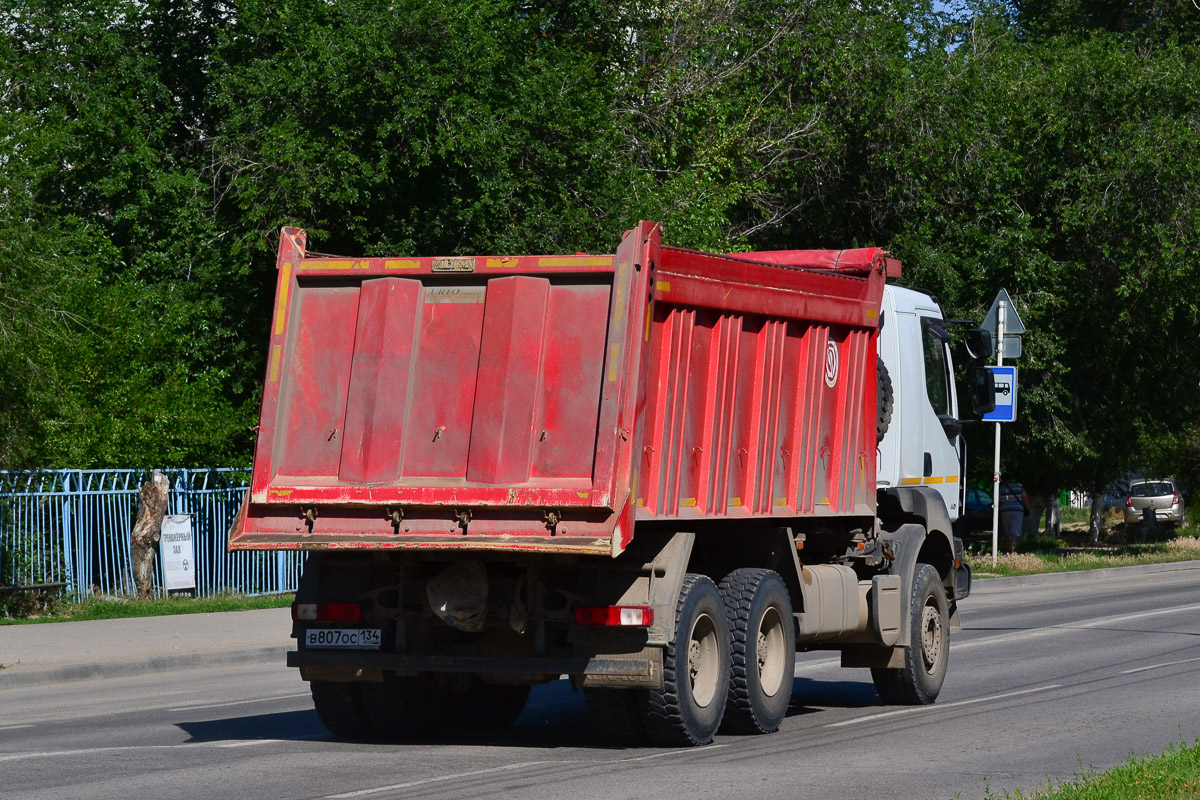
[{"xmin": 0, "ymin": 469, "xmax": 303, "ymax": 599}]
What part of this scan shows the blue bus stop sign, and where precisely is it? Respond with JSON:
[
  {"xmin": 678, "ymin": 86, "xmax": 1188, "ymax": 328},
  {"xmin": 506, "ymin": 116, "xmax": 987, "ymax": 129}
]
[{"xmin": 982, "ymin": 366, "xmax": 1017, "ymax": 422}]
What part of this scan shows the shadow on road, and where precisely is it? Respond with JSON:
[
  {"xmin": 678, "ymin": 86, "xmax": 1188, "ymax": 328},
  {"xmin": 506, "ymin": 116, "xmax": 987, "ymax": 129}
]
[
  {"xmin": 178, "ymin": 709, "xmax": 326, "ymax": 743},
  {"xmin": 175, "ymin": 675, "xmax": 882, "ymax": 748},
  {"xmin": 789, "ymin": 677, "xmax": 880, "ymax": 714}
]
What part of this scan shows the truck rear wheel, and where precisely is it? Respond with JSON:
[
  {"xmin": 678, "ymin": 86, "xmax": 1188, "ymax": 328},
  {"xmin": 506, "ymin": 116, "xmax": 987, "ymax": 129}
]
[
  {"xmin": 310, "ymin": 680, "xmax": 376, "ymax": 740},
  {"xmin": 361, "ymin": 676, "xmax": 444, "ymax": 740},
  {"xmin": 453, "ymin": 681, "xmax": 530, "ymax": 730},
  {"xmin": 871, "ymin": 564, "xmax": 949, "ymax": 705},
  {"xmin": 585, "ymin": 688, "xmax": 646, "ymax": 744},
  {"xmin": 642, "ymin": 573, "xmax": 730, "ymax": 747},
  {"xmin": 718, "ymin": 568, "xmax": 795, "ymax": 734}
]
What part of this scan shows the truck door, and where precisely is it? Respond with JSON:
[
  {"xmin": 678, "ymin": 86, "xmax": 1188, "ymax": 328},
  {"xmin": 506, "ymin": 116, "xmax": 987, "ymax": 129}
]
[{"xmin": 919, "ymin": 317, "xmax": 963, "ymax": 519}]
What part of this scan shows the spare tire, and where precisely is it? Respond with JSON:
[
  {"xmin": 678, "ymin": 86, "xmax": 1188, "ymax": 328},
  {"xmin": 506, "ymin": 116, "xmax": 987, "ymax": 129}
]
[{"xmin": 877, "ymin": 359, "xmax": 894, "ymax": 441}]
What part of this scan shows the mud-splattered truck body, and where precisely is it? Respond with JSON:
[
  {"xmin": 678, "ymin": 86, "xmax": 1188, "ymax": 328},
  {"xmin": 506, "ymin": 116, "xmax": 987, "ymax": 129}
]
[{"xmin": 229, "ymin": 221, "xmax": 991, "ymax": 745}]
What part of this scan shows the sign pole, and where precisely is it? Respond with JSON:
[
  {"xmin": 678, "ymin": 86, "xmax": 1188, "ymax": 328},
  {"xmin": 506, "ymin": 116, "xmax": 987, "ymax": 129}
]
[{"xmin": 991, "ymin": 302, "xmax": 1006, "ymax": 566}]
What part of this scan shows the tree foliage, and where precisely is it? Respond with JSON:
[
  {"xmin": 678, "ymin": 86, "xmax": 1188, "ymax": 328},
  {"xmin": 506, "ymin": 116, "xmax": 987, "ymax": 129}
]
[
  {"xmin": 882, "ymin": 14, "xmax": 1200, "ymax": 495},
  {"xmin": 1, "ymin": 0, "xmax": 1198, "ymax": 499}
]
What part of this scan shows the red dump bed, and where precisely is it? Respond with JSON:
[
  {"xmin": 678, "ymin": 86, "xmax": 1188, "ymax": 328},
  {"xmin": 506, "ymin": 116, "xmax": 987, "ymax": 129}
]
[{"xmin": 229, "ymin": 222, "xmax": 897, "ymax": 556}]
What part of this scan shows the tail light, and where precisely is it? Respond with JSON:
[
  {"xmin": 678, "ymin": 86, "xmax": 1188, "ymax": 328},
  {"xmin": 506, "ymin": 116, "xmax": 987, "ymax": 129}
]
[
  {"xmin": 574, "ymin": 606, "xmax": 654, "ymax": 627},
  {"xmin": 292, "ymin": 602, "xmax": 363, "ymax": 622},
  {"xmin": 1174, "ymin": 493, "xmax": 1181, "ymax": 505},
  {"xmin": 1126, "ymin": 496, "xmax": 1134, "ymax": 507}
]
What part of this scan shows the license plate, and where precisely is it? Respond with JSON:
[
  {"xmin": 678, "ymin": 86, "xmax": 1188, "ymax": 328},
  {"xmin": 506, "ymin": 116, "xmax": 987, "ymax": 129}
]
[{"xmin": 304, "ymin": 628, "xmax": 382, "ymax": 650}]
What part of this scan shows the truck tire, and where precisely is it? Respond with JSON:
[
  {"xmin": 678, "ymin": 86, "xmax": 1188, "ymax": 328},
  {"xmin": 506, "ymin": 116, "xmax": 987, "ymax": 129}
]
[
  {"xmin": 877, "ymin": 359, "xmax": 894, "ymax": 441},
  {"xmin": 871, "ymin": 564, "xmax": 949, "ymax": 705},
  {"xmin": 585, "ymin": 688, "xmax": 646, "ymax": 744},
  {"xmin": 310, "ymin": 680, "xmax": 376, "ymax": 739},
  {"xmin": 360, "ymin": 676, "xmax": 444, "ymax": 740},
  {"xmin": 641, "ymin": 573, "xmax": 731, "ymax": 747},
  {"xmin": 718, "ymin": 568, "xmax": 795, "ymax": 734},
  {"xmin": 453, "ymin": 681, "xmax": 531, "ymax": 730}
]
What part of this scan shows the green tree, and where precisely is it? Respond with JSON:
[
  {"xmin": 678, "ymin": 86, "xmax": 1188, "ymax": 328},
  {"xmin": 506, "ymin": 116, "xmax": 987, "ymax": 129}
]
[
  {"xmin": 208, "ymin": 0, "xmax": 631, "ymax": 257},
  {"xmin": 0, "ymin": 0, "xmax": 256, "ymax": 467},
  {"xmin": 882, "ymin": 13, "xmax": 1200, "ymax": 512}
]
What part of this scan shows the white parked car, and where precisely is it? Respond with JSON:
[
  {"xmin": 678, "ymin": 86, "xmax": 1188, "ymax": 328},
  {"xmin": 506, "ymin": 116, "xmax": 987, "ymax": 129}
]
[{"xmin": 1123, "ymin": 479, "xmax": 1185, "ymax": 526}]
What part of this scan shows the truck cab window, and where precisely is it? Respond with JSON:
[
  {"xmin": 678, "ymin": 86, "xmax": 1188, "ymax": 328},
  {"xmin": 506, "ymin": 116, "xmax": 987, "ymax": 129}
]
[{"xmin": 922, "ymin": 322, "xmax": 952, "ymax": 416}]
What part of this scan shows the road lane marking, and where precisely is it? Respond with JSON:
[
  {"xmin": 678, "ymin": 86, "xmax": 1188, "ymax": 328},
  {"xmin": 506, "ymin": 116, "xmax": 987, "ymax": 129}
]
[
  {"xmin": 825, "ymin": 684, "xmax": 1062, "ymax": 728},
  {"xmin": 214, "ymin": 736, "xmax": 324, "ymax": 748},
  {"xmin": 322, "ymin": 747, "xmax": 728, "ymax": 799},
  {"xmin": 0, "ymin": 725, "xmax": 34, "ymax": 732},
  {"xmin": 955, "ymin": 602, "xmax": 1200, "ymax": 651},
  {"xmin": 0, "ymin": 745, "xmax": 179, "ymax": 763},
  {"xmin": 324, "ymin": 762, "xmax": 578, "ymax": 798},
  {"xmin": 1121, "ymin": 656, "xmax": 1200, "ymax": 675},
  {"xmin": 168, "ymin": 692, "xmax": 310, "ymax": 712},
  {"xmin": 0, "ymin": 736, "xmax": 325, "ymax": 762},
  {"xmin": 620, "ymin": 745, "xmax": 729, "ymax": 762}
]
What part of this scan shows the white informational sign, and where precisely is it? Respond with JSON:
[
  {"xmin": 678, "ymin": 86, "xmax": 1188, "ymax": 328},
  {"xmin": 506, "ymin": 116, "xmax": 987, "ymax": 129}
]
[
  {"xmin": 159, "ymin": 514, "xmax": 197, "ymax": 594},
  {"xmin": 982, "ymin": 366, "xmax": 1018, "ymax": 423}
]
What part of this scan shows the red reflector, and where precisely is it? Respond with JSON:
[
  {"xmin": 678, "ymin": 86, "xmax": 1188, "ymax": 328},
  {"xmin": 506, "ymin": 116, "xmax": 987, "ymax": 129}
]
[
  {"xmin": 574, "ymin": 606, "xmax": 653, "ymax": 627},
  {"xmin": 291, "ymin": 602, "xmax": 363, "ymax": 622}
]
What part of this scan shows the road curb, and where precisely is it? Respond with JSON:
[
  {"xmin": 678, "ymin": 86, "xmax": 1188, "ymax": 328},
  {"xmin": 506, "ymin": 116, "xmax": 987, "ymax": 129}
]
[
  {"xmin": 0, "ymin": 646, "xmax": 295, "ymax": 690},
  {"xmin": 974, "ymin": 558, "xmax": 1200, "ymax": 587}
]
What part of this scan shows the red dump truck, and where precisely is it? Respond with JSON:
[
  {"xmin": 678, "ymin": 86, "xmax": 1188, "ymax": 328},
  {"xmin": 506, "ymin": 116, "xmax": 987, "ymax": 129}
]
[{"xmin": 229, "ymin": 221, "xmax": 994, "ymax": 746}]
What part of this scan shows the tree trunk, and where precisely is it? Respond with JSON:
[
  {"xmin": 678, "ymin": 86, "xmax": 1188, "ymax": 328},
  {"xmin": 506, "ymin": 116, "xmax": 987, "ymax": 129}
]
[
  {"xmin": 131, "ymin": 471, "xmax": 169, "ymax": 600},
  {"xmin": 1025, "ymin": 492, "xmax": 1047, "ymax": 539},
  {"xmin": 1045, "ymin": 492, "xmax": 1060, "ymax": 538},
  {"xmin": 1089, "ymin": 492, "xmax": 1105, "ymax": 543}
]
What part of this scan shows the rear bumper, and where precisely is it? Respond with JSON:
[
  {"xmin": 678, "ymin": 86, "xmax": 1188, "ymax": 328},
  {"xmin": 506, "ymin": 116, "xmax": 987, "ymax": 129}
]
[
  {"xmin": 1123, "ymin": 506, "xmax": 1184, "ymax": 525},
  {"xmin": 288, "ymin": 648, "xmax": 663, "ymax": 688}
]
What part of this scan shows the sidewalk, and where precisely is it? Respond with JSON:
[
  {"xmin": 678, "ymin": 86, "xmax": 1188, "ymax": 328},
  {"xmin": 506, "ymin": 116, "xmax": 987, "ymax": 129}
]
[{"xmin": 0, "ymin": 607, "xmax": 295, "ymax": 689}]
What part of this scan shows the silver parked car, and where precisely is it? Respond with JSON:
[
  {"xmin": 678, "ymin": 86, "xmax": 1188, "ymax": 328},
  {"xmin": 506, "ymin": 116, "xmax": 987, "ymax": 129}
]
[{"xmin": 1123, "ymin": 479, "xmax": 1185, "ymax": 526}]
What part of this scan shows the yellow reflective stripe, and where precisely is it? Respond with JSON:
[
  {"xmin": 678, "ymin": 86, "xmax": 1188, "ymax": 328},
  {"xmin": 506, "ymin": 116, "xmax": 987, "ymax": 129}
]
[
  {"xmin": 537, "ymin": 256, "xmax": 612, "ymax": 268},
  {"xmin": 273, "ymin": 264, "xmax": 291, "ymax": 335}
]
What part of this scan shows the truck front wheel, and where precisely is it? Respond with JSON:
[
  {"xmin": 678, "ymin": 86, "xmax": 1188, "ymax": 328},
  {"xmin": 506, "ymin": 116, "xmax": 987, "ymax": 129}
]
[
  {"xmin": 871, "ymin": 564, "xmax": 949, "ymax": 705},
  {"xmin": 642, "ymin": 573, "xmax": 731, "ymax": 746},
  {"xmin": 718, "ymin": 568, "xmax": 795, "ymax": 734}
]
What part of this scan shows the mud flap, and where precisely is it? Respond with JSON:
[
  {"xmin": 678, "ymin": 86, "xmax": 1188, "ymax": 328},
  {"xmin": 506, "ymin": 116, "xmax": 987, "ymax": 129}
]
[
  {"xmin": 841, "ymin": 644, "xmax": 905, "ymax": 669},
  {"xmin": 953, "ymin": 536, "xmax": 972, "ymax": 600}
]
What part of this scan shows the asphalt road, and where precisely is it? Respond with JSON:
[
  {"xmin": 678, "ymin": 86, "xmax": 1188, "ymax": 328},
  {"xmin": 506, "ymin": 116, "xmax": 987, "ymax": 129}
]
[{"xmin": 4, "ymin": 563, "xmax": 1200, "ymax": 800}]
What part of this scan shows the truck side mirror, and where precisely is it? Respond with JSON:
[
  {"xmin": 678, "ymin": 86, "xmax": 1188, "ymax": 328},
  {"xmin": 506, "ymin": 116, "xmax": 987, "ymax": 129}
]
[
  {"xmin": 969, "ymin": 366, "xmax": 995, "ymax": 415},
  {"xmin": 965, "ymin": 328, "xmax": 993, "ymax": 361}
]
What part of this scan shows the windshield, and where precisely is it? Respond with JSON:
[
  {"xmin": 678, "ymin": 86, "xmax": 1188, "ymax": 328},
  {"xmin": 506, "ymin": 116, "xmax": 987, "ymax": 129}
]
[{"xmin": 1130, "ymin": 482, "xmax": 1174, "ymax": 497}]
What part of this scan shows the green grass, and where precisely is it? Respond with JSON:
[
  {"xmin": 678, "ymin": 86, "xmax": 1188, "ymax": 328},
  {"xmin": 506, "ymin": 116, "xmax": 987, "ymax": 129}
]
[
  {"xmin": 965, "ymin": 537, "xmax": 1200, "ymax": 577},
  {"xmin": 0, "ymin": 591, "xmax": 294, "ymax": 624},
  {"xmin": 986, "ymin": 740, "xmax": 1200, "ymax": 799},
  {"xmin": 964, "ymin": 514, "xmax": 1200, "ymax": 577}
]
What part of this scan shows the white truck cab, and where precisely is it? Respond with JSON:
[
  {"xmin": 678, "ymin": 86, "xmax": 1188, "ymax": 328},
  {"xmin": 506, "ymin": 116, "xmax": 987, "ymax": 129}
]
[{"xmin": 877, "ymin": 285, "xmax": 967, "ymax": 522}]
